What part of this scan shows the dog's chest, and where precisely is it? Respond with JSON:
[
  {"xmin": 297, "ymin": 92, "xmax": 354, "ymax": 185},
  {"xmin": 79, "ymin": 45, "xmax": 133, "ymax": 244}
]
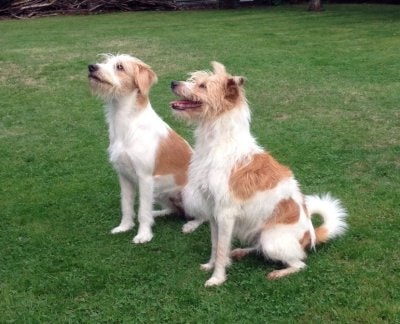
[
  {"xmin": 106, "ymin": 107, "xmax": 166, "ymax": 180},
  {"xmin": 107, "ymin": 130, "xmax": 157, "ymax": 181},
  {"xmin": 190, "ymin": 149, "xmax": 232, "ymax": 198},
  {"xmin": 109, "ymin": 143, "xmax": 139, "ymax": 181}
]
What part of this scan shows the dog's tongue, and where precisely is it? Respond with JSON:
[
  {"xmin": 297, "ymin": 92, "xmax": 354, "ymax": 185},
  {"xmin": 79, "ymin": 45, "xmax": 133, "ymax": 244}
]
[{"xmin": 170, "ymin": 100, "xmax": 201, "ymax": 110}]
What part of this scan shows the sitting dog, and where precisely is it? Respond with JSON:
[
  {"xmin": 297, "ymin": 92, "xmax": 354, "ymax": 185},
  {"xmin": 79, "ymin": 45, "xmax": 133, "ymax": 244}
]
[
  {"xmin": 170, "ymin": 62, "xmax": 348, "ymax": 286},
  {"xmin": 88, "ymin": 54, "xmax": 195, "ymax": 243}
]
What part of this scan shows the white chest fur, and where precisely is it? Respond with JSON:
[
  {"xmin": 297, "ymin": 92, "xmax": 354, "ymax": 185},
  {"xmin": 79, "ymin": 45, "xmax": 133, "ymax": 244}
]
[
  {"xmin": 106, "ymin": 99, "xmax": 169, "ymax": 181},
  {"xmin": 189, "ymin": 108, "xmax": 261, "ymax": 203}
]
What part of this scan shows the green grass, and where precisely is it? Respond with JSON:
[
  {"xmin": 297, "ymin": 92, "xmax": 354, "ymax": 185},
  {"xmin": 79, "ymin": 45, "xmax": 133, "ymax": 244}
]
[{"xmin": 1, "ymin": 4, "xmax": 399, "ymax": 322}]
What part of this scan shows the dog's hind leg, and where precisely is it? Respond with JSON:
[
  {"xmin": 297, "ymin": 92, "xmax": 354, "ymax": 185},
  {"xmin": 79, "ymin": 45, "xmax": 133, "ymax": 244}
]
[
  {"xmin": 260, "ymin": 228, "xmax": 307, "ymax": 280},
  {"xmin": 267, "ymin": 260, "xmax": 306, "ymax": 280},
  {"xmin": 111, "ymin": 175, "xmax": 135, "ymax": 234}
]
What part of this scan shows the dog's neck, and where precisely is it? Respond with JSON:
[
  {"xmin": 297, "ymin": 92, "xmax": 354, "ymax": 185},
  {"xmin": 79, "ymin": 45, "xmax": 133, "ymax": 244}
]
[
  {"xmin": 194, "ymin": 103, "xmax": 261, "ymax": 157},
  {"xmin": 109, "ymin": 90, "xmax": 148, "ymax": 110},
  {"xmin": 105, "ymin": 92, "xmax": 152, "ymax": 143}
]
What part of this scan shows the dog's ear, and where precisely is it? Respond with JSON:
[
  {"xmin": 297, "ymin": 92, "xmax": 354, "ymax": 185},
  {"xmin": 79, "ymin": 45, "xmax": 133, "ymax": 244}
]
[
  {"xmin": 211, "ymin": 61, "xmax": 226, "ymax": 75},
  {"xmin": 225, "ymin": 76, "xmax": 245, "ymax": 102},
  {"xmin": 232, "ymin": 76, "xmax": 245, "ymax": 86},
  {"xmin": 134, "ymin": 63, "xmax": 158, "ymax": 96}
]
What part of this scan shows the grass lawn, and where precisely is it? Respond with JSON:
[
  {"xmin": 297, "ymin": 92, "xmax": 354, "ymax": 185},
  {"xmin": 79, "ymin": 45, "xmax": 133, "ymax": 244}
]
[{"xmin": 1, "ymin": 4, "xmax": 399, "ymax": 322}]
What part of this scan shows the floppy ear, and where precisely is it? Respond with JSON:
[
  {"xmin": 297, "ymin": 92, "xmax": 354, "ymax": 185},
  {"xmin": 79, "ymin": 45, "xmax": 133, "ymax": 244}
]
[
  {"xmin": 211, "ymin": 61, "xmax": 226, "ymax": 75},
  {"xmin": 134, "ymin": 63, "xmax": 158, "ymax": 96}
]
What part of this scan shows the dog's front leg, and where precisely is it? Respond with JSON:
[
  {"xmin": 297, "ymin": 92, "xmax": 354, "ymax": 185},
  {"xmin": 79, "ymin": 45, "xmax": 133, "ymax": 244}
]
[
  {"xmin": 204, "ymin": 209, "xmax": 235, "ymax": 287},
  {"xmin": 133, "ymin": 175, "xmax": 155, "ymax": 244},
  {"xmin": 200, "ymin": 217, "xmax": 218, "ymax": 271},
  {"xmin": 111, "ymin": 174, "xmax": 136, "ymax": 234},
  {"xmin": 181, "ymin": 183, "xmax": 209, "ymax": 233}
]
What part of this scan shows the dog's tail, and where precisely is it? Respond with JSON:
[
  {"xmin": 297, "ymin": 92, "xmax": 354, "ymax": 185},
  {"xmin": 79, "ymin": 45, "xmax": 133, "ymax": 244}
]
[{"xmin": 305, "ymin": 193, "xmax": 348, "ymax": 245}]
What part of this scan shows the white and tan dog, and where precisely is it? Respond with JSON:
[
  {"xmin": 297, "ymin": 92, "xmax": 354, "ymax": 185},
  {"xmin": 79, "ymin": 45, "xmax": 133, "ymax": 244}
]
[
  {"xmin": 171, "ymin": 62, "xmax": 347, "ymax": 286},
  {"xmin": 88, "ymin": 54, "xmax": 194, "ymax": 243}
]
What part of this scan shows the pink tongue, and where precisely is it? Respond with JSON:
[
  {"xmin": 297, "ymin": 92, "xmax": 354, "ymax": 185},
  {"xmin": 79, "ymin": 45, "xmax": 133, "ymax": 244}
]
[{"xmin": 171, "ymin": 100, "xmax": 201, "ymax": 110}]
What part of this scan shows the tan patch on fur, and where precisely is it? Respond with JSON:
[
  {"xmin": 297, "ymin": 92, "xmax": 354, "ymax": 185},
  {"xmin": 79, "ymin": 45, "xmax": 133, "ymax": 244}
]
[
  {"xmin": 300, "ymin": 227, "xmax": 329, "ymax": 250},
  {"xmin": 315, "ymin": 226, "xmax": 329, "ymax": 244},
  {"xmin": 229, "ymin": 153, "xmax": 292, "ymax": 200},
  {"xmin": 134, "ymin": 64, "xmax": 157, "ymax": 108},
  {"xmin": 117, "ymin": 61, "xmax": 157, "ymax": 109},
  {"xmin": 153, "ymin": 129, "xmax": 191, "ymax": 186},
  {"xmin": 300, "ymin": 230, "xmax": 311, "ymax": 249},
  {"xmin": 136, "ymin": 93, "xmax": 148, "ymax": 108},
  {"xmin": 225, "ymin": 77, "xmax": 244, "ymax": 105},
  {"xmin": 264, "ymin": 198, "xmax": 300, "ymax": 229}
]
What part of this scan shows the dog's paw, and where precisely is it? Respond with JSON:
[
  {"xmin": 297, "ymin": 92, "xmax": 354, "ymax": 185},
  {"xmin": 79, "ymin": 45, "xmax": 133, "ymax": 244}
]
[
  {"xmin": 200, "ymin": 262, "xmax": 214, "ymax": 272},
  {"xmin": 111, "ymin": 224, "xmax": 134, "ymax": 234},
  {"xmin": 204, "ymin": 275, "xmax": 226, "ymax": 287},
  {"xmin": 182, "ymin": 220, "xmax": 201, "ymax": 234},
  {"xmin": 132, "ymin": 230, "xmax": 153, "ymax": 244},
  {"xmin": 267, "ymin": 270, "xmax": 286, "ymax": 281},
  {"xmin": 231, "ymin": 248, "xmax": 247, "ymax": 261}
]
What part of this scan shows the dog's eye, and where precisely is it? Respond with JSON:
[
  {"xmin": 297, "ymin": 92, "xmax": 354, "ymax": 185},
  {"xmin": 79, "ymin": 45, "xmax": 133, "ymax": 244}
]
[
  {"xmin": 199, "ymin": 83, "xmax": 207, "ymax": 89},
  {"xmin": 116, "ymin": 64, "xmax": 124, "ymax": 71}
]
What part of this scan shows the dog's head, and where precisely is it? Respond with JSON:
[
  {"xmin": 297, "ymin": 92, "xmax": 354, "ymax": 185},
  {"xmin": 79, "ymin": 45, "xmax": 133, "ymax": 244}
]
[
  {"xmin": 170, "ymin": 62, "xmax": 245, "ymax": 122},
  {"xmin": 88, "ymin": 54, "xmax": 157, "ymax": 105}
]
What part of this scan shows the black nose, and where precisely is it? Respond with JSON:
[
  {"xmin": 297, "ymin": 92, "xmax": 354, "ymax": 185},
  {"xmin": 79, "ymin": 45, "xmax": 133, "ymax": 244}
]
[
  {"xmin": 88, "ymin": 64, "xmax": 98, "ymax": 73},
  {"xmin": 171, "ymin": 81, "xmax": 179, "ymax": 89}
]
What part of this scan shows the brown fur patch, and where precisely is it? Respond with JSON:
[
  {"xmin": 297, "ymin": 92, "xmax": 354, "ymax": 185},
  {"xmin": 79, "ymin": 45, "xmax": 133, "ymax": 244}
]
[
  {"xmin": 264, "ymin": 198, "xmax": 300, "ymax": 229},
  {"xmin": 136, "ymin": 93, "xmax": 149, "ymax": 108},
  {"xmin": 153, "ymin": 129, "xmax": 191, "ymax": 186},
  {"xmin": 134, "ymin": 63, "xmax": 157, "ymax": 108},
  {"xmin": 135, "ymin": 64, "xmax": 157, "ymax": 94},
  {"xmin": 229, "ymin": 153, "xmax": 292, "ymax": 201},
  {"xmin": 300, "ymin": 227, "xmax": 329, "ymax": 250},
  {"xmin": 225, "ymin": 78, "xmax": 241, "ymax": 104},
  {"xmin": 114, "ymin": 60, "xmax": 157, "ymax": 108},
  {"xmin": 300, "ymin": 230, "xmax": 311, "ymax": 249},
  {"xmin": 315, "ymin": 226, "xmax": 329, "ymax": 243}
]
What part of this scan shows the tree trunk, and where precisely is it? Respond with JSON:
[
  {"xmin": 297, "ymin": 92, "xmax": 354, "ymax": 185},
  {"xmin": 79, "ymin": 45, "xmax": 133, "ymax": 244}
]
[{"xmin": 308, "ymin": 0, "xmax": 323, "ymax": 11}]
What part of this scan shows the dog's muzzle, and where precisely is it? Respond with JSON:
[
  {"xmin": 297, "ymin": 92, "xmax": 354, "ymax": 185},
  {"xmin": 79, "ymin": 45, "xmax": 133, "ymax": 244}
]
[
  {"xmin": 170, "ymin": 80, "xmax": 202, "ymax": 110},
  {"xmin": 88, "ymin": 64, "xmax": 104, "ymax": 83},
  {"xmin": 171, "ymin": 80, "xmax": 179, "ymax": 90},
  {"xmin": 88, "ymin": 64, "xmax": 98, "ymax": 73}
]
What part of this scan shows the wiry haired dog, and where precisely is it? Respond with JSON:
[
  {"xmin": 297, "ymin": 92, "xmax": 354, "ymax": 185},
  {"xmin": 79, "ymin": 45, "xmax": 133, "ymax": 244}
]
[
  {"xmin": 170, "ymin": 62, "xmax": 348, "ymax": 286},
  {"xmin": 88, "ymin": 54, "xmax": 193, "ymax": 243}
]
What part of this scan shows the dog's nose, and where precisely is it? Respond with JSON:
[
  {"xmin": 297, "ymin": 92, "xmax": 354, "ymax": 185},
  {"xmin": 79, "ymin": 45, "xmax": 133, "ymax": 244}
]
[
  {"xmin": 88, "ymin": 64, "xmax": 98, "ymax": 72},
  {"xmin": 171, "ymin": 81, "xmax": 179, "ymax": 89}
]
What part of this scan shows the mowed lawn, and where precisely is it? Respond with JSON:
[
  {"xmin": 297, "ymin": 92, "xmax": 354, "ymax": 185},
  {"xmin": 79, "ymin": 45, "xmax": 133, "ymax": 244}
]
[{"xmin": 0, "ymin": 4, "xmax": 399, "ymax": 322}]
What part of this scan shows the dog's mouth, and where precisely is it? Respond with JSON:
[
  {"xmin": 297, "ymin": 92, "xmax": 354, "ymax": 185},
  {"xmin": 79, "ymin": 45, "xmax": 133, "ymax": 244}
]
[
  {"xmin": 88, "ymin": 73, "xmax": 110, "ymax": 85},
  {"xmin": 170, "ymin": 99, "xmax": 202, "ymax": 111}
]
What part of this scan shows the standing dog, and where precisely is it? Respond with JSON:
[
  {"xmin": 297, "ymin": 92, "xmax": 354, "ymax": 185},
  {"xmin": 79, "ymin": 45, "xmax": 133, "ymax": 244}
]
[
  {"xmin": 88, "ymin": 54, "xmax": 194, "ymax": 243},
  {"xmin": 171, "ymin": 62, "xmax": 347, "ymax": 286}
]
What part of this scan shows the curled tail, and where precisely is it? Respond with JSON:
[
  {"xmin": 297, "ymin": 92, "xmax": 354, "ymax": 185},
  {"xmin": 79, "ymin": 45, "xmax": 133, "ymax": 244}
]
[{"xmin": 305, "ymin": 193, "xmax": 348, "ymax": 244}]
